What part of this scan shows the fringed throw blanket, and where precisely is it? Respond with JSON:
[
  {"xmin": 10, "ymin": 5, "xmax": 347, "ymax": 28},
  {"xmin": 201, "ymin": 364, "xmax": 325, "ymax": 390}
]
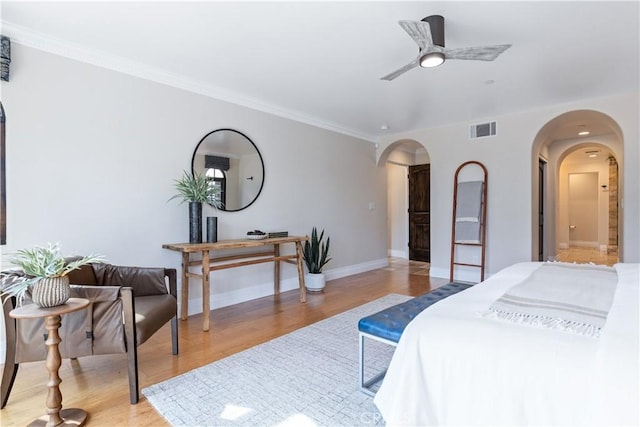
[{"xmin": 485, "ymin": 262, "xmax": 617, "ymax": 337}]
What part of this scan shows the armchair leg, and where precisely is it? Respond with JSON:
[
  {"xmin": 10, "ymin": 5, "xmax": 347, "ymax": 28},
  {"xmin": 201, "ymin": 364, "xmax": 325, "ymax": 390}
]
[
  {"xmin": 1, "ymin": 363, "xmax": 18, "ymax": 409},
  {"xmin": 122, "ymin": 289, "xmax": 139, "ymax": 404},
  {"xmin": 171, "ymin": 316, "xmax": 179, "ymax": 355},
  {"xmin": 127, "ymin": 345, "xmax": 139, "ymax": 404}
]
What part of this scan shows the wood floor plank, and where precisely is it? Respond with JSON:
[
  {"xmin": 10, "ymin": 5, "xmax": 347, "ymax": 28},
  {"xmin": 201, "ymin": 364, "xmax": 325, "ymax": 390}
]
[{"xmin": 0, "ymin": 259, "xmax": 445, "ymax": 426}]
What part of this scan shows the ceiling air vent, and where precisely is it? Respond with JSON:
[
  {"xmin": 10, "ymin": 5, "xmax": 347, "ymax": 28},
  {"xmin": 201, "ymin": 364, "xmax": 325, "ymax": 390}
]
[{"xmin": 470, "ymin": 121, "xmax": 497, "ymax": 139}]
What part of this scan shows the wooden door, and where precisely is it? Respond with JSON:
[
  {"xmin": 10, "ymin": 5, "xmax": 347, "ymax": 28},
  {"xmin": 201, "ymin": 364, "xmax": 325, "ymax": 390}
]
[
  {"xmin": 538, "ymin": 158, "xmax": 546, "ymax": 261},
  {"xmin": 408, "ymin": 164, "xmax": 430, "ymax": 262}
]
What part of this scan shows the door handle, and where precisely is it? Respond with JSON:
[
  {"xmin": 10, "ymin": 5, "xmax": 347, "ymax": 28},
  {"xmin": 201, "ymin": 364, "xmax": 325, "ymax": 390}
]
[{"xmin": 569, "ymin": 225, "xmax": 576, "ymax": 230}]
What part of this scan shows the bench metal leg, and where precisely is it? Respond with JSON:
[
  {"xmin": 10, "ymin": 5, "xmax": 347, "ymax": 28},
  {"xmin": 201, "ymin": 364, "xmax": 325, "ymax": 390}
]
[{"xmin": 359, "ymin": 332, "xmax": 397, "ymax": 396}]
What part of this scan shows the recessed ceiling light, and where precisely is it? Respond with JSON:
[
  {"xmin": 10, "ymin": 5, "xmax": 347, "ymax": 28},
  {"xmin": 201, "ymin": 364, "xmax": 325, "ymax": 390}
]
[
  {"xmin": 588, "ymin": 154, "xmax": 597, "ymax": 158},
  {"xmin": 380, "ymin": 124, "xmax": 389, "ymax": 130},
  {"xmin": 578, "ymin": 125, "xmax": 590, "ymax": 136}
]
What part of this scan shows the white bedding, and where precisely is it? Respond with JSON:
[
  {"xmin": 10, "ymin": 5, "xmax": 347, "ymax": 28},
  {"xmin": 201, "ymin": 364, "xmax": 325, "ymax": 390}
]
[{"xmin": 374, "ymin": 262, "xmax": 639, "ymax": 426}]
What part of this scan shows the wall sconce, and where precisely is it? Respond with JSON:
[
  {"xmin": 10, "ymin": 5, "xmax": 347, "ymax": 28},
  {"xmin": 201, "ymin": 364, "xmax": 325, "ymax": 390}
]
[{"xmin": 1, "ymin": 35, "xmax": 10, "ymax": 82}]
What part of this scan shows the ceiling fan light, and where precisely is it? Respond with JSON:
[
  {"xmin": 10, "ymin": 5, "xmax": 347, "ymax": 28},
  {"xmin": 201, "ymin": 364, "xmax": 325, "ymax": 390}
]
[{"xmin": 420, "ymin": 52, "xmax": 445, "ymax": 68}]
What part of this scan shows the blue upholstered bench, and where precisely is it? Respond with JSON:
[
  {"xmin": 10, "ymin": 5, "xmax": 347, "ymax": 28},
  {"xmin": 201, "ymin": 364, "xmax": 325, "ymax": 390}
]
[{"xmin": 358, "ymin": 282, "xmax": 473, "ymax": 395}]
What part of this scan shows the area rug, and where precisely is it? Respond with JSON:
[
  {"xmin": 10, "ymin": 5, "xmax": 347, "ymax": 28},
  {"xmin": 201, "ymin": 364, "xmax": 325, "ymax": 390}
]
[{"xmin": 142, "ymin": 293, "xmax": 411, "ymax": 427}]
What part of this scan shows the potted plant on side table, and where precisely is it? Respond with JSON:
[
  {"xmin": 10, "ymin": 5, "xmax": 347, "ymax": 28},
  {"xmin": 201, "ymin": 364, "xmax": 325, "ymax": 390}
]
[
  {"xmin": 0, "ymin": 242, "xmax": 104, "ymax": 307},
  {"xmin": 302, "ymin": 227, "xmax": 331, "ymax": 292}
]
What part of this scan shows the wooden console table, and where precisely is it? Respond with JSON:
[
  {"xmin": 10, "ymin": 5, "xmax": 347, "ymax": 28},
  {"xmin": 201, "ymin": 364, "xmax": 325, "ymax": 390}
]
[{"xmin": 163, "ymin": 235, "xmax": 308, "ymax": 331}]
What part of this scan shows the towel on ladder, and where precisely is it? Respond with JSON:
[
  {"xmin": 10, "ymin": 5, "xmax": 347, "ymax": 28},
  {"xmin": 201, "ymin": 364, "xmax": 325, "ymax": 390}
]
[
  {"xmin": 455, "ymin": 181, "xmax": 483, "ymax": 243},
  {"xmin": 455, "ymin": 221, "xmax": 481, "ymax": 244}
]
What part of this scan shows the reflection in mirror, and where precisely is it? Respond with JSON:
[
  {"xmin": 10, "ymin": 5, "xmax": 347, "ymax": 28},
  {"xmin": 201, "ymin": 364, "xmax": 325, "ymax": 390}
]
[{"xmin": 191, "ymin": 129, "xmax": 265, "ymax": 212}]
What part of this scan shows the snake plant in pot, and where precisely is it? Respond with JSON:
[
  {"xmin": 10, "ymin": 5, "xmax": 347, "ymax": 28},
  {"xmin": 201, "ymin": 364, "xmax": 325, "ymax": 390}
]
[
  {"xmin": 302, "ymin": 227, "xmax": 331, "ymax": 292},
  {"xmin": 0, "ymin": 242, "xmax": 104, "ymax": 307}
]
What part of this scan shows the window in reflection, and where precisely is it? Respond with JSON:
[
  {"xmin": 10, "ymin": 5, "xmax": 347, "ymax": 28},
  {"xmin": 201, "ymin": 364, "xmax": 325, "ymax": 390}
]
[{"xmin": 206, "ymin": 168, "xmax": 226, "ymax": 208}]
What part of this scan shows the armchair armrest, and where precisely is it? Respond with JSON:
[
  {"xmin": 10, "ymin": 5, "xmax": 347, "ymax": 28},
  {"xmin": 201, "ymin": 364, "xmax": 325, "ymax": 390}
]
[{"xmin": 165, "ymin": 268, "xmax": 177, "ymax": 299}]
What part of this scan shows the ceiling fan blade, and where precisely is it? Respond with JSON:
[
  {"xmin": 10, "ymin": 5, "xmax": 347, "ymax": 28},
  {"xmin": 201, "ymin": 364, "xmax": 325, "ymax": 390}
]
[
  {"xmin": 443, "ymin": 44, "xmax": 512, "ymax": 61},
  {"xmin": 380, "ymin": 57, "xmax": 420, "ymax": 81},
  {"xmin": 398, "ymin": 20, "xmax": 434, "ymax": 50}
]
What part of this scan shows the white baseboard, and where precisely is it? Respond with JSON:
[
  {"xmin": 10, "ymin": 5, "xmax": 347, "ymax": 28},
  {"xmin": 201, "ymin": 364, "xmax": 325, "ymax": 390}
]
[
  {"xmin": 324, "ymin": 258, "xmax": 389, "ymax": 281},
  {"xmin": 569, "ymin": 240, "xmax": 599, "ymax": 248},
  {"xmin": 387, "ymin": 249, "xmax": 407, "ymax": 259},
  {"xmin": 558, "ymin": 242, "xmax": 569, "ymax": 249},
  {"xmin": 430, "ymin": 266, "xmax": 485, "ymax": 284},
  {"xmin": 428, "ymin": 266, "xmax": 449, "ymax": 280},
  {"xmin": 185, "ymin": 276, "xmax": 301, "ymax": 315},
  {"xmin": 182, "ymin": 258, "xmax": 390, "ymax": 317}
]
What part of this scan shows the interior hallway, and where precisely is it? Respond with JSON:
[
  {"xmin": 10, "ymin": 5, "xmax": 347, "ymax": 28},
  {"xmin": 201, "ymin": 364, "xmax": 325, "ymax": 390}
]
[{"xmin": 556, "ymin": 247, "xmax": 618, "ymax": 266}]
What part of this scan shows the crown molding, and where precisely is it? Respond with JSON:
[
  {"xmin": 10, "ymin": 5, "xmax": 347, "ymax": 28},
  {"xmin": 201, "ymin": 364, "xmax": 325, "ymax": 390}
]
[{"xmin": 1, "ymin": 21, "xmax": 377, "ymax": 143}]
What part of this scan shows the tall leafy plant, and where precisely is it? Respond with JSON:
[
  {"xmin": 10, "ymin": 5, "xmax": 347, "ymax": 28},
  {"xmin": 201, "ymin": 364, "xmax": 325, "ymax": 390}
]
[
  {"xmin": 169, "ymin": 170, "xmax": 213, "ymax": 203},
  {"xmin": 302, "ymin": 227, "xmax": 331, "ymax": 274},
  {"xmin": 169, "ymin": 170, "xmax": 222, "ymax": 209}
]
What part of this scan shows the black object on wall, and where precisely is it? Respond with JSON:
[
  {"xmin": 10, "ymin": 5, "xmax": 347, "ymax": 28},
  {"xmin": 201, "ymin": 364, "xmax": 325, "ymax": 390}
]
[
  {"xmin": 204, "ymin": 155, "xmax": 230, "ymax": 171},
  {"xmin": 1, "ymin": 102, "xmax": 6, "ymax": 244},
  {"xmin": 1, "ymin": 35, "xmax": 10, "ymax": 82}
]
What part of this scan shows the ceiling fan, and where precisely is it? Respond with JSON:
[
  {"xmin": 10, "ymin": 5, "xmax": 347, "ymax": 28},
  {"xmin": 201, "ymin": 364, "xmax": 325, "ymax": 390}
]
[{"xmin": 381, "ymin": 15, "xmax": 511, "ymax": 81}]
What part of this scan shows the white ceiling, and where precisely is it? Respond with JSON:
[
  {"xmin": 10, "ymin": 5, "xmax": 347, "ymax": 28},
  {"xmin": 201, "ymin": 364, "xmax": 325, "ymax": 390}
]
[{"xmin": 1, "ymin": 1, "xmax": 638, "ymax": 142}]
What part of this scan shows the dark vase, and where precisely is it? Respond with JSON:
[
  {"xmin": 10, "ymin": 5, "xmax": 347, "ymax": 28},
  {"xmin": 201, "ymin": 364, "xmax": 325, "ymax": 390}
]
[
  {"xmin": 189, "ymin": 202, "xmax": 202, "ymax": 243},
  {"xmin": 206, "ymin": 216, "xmax": 218, "ymax": 243}
]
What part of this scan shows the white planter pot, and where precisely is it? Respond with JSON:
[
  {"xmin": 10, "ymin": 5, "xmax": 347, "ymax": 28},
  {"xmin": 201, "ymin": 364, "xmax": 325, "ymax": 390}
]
[{"xmin": 305, "ymin": 273, "xmax": 326, "ymax": 293}]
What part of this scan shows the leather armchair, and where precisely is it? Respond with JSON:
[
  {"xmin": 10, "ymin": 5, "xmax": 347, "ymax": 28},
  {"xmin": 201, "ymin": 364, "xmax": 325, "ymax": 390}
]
[{"xmin": 1, "ymin": 261, "xmax": 178, "ymax": 407}]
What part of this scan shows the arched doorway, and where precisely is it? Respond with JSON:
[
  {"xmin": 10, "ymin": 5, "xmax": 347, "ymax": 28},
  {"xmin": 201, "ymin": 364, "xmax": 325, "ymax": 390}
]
[
  {"xmin": 531, "ymin": 110, "xmax": 623, "ymax": 263},
  {"xmin": 378, "ymin": 139, "xmax": 431, "ymax": 261}
]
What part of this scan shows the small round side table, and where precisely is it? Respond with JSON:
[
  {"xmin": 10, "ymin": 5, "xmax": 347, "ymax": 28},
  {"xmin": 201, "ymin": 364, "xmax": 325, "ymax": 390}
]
[{"xmin": 10, "ymin": 297, "xmax": 90, "ymax": 427}]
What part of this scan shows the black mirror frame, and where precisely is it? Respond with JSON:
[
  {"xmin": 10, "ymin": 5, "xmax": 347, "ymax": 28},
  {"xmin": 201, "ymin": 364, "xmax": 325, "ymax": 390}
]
[{"xmin": 191, "ymin": 128, "xmax": 265, "ymax": 212}]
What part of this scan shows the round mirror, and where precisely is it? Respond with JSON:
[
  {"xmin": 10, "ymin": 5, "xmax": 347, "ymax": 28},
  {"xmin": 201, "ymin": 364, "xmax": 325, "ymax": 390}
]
[{"xmin": 191, "ymin": 129, "xmax": 265, "ymax": 212}]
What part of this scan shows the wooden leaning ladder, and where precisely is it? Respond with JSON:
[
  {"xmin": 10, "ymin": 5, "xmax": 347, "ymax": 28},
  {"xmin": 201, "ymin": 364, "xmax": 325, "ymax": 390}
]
[{"xmin": 449, "ymin": 161, "xmax": 488, "ymax": 282}]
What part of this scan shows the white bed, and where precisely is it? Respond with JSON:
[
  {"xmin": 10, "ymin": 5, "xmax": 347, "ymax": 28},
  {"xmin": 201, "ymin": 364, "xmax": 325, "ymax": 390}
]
[{"xmin": 374, "ymin": 262, "xmax": 639, "ymax": 426}]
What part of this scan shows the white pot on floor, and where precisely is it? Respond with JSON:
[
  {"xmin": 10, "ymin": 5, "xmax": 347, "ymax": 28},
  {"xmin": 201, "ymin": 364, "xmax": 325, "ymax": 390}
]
[{"xmin": 305, "ymin": 273, "xmax": 326, "ymax": 292}]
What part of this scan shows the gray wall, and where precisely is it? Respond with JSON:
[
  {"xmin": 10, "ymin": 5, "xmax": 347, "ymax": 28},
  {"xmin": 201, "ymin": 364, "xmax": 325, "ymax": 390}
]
[{"xmin": 0, "ymin": 44, "xmax": 389, "ymax": 314}]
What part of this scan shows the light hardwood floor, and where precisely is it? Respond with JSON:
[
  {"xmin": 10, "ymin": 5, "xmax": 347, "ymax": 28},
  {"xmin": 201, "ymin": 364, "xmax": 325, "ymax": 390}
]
[
  {"xmin": 1, "ymin": 258, "xmax": 445, "ymax": 426},
  {"xmin": 555, "ymin": 246, "xmax": 618, "ymax": 266}
]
